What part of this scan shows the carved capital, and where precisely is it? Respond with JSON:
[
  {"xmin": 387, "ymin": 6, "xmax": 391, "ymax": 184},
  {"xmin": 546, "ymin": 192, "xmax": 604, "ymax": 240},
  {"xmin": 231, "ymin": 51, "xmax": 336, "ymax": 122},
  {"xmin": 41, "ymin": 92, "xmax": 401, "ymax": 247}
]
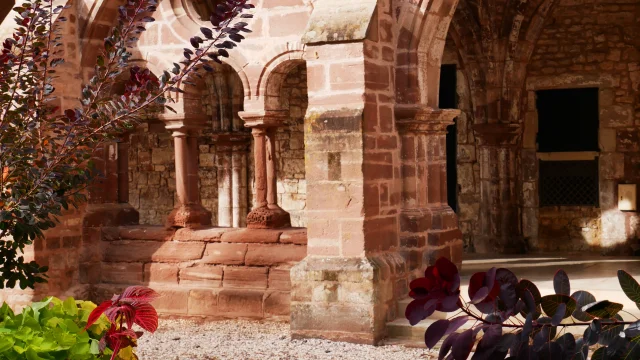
[
  {"xmin": 395, "ymin": 105, "xmax": 460, "ymax": 134},
  {"xmin": 239, "ymin": 110, "xmax": 288, "ymax": 129},
  {"xmin": 161, "ymin": 113, "xmax": 209, "ymax": 136},
  {"xmin": 473, "ymin": 123, "xmax": 521, "ymax": 146}
]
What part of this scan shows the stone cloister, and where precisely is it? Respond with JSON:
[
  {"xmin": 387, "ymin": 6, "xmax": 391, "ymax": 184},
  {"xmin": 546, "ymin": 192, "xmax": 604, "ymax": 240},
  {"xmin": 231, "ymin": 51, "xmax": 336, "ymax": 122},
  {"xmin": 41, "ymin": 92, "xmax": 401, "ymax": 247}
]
[{"xmin": 2, "ymin": 0, "xmax": 640, "ymax": 346}]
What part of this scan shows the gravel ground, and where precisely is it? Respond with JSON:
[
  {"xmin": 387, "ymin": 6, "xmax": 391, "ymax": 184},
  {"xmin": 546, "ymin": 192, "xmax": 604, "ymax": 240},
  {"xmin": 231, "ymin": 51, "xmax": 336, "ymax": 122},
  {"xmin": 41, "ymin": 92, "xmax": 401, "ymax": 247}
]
[{"xmin": 137, "ymin": 319, "xmax": 436, "ymax": 360}]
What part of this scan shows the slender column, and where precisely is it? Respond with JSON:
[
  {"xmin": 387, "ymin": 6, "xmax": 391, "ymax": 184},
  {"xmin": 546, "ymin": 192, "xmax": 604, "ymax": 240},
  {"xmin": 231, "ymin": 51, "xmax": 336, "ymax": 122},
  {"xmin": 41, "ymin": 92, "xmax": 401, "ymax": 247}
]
[
  {"xmin": 396, "ymin": 106, "xmax": 463, "ymax": 276},
  {"xmin": 266, "ymin": 127, "xmax": 279, "ymax": 208},
  {"xmin": 231, "ymin": 147, "xmax": 248, "ymax": 227},
  {"xmin": 117, "ymin": 137, "xmax": 130, "ymax": 204},
  {"xmin": 239, "ymin": 110, "xmax": 290, "ymax": 229},
  {"xmin": 174, "ymin": 131, "xmax": 189, "ymax": 206},
  {"xmin": 165, "ymin": 125, "xmax": 212, "ymax": 229},
  {"xmin": 252, "ymin": 128, "xmax": 268, "ymax": 209},
  {"xmin": 473, "ymin": 123, "xmax": 523, "ymax": 253},
  {"xmin": 217, "ymin": 147, "xmax": 233, "ymax": 227}
]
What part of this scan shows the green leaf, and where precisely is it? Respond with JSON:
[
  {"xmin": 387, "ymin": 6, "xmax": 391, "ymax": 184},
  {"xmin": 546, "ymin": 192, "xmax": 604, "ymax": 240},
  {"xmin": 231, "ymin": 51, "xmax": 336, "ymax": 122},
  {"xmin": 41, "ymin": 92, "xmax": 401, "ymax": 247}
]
[
  {"xmin": 541, "ymin": 294, "xmax": 576, "ymax": 319},
  {"xmin": 618, "ymin": 270, "xmax": 640, "ymax": 303},
  {"xmin": 62, "ymin": 297, "xmax": 78, "ymax": 317},
  {"xmin": 0, "ymin": 336, "xmax": 14, "ymax": 352},
  {"xmin": 583, "ymin": 300, "xmax": 623, "ymax": 319}
]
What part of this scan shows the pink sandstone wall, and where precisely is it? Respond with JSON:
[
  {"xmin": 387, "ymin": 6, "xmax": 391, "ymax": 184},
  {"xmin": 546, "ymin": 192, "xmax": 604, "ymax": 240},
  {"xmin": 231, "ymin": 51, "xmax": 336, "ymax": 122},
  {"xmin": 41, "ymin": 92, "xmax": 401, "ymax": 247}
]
[{"xmin": 90, "ymin": 226, "xmax": 306, "ymax": 319}]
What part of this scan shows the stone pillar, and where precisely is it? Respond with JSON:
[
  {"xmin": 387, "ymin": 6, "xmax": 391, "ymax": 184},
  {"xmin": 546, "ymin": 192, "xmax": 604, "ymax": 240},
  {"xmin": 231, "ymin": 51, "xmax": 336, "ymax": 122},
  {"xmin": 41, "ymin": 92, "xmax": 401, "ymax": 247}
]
[
  {"xmin": 239, "ymin": 110, "xmax": 291, "ymax": 229},
  {"xmin": 289, "ymin": 40, "xmax": 404, "ymax": 345},
  {"xmin": 217, "ymin": 148, "xmax": 234, "ymax": 227},
  {"xmin": 473, "ymin": 123, "xmax": 524, "ymax": 253},
  {"xmin": 396, "ymin": 106, "xmax": 463, "ymax": 278},
  {"xmin": 231, "ymin": 143, "xmax": 249, "ymax": 228},
  {"xmin": 214, "ymin": 133, "xmax": 251, "ymax": 227},
  {"xmin": 165, "ymin": 123, "xmax": 212, "ymax": 229}
]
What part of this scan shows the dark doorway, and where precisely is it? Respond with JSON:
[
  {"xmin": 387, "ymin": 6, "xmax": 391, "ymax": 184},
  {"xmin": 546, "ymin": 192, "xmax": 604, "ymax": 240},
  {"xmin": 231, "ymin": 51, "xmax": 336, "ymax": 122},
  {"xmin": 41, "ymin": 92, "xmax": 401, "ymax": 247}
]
[{"xmin": 440, "ymin": 64, "xmax": 457, "ymax": 212}]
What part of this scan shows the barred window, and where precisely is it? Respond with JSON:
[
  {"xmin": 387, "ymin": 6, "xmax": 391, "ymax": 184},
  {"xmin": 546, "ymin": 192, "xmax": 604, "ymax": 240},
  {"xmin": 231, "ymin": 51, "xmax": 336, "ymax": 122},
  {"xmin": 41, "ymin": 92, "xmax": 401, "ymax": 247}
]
[{"xmin": 539, "ymin": 160, "xmax": 599, "ymax": 207}]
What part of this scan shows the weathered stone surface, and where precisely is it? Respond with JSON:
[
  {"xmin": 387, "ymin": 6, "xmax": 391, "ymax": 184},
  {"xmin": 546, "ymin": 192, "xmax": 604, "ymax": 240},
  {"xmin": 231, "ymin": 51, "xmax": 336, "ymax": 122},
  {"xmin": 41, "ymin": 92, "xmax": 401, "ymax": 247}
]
[
  {"xmin": 104, "ymin": 241, "xmax": 205, "ymax": 263},
  {"xmin": 245, "ymin": 244, "xmax": 307, "ymax": 266},
  {"xmin": 264, "ymin": 291, "xmax": 290, "ymax": 317},
  {"xmin": 180, "ymin": 265, "xmax": 223, "ymax": 287},
  {"xmin": 101, "ymin": 263, "xmax": 143, "ymax": 285},
  {"xmin": 173, "ymin": 227, "xmax": 231, "ymax": 242},
  {"xmin": 144, "ymin": 263, "xmax": 179, "ymax": 284},
  {"xmin": 223, "ymin": 267, "xmax": 268, "ymax": 289},
  {"xmin": 220, "ymin": 229, "xmax": 281, "ymax": 244},
  {"xmin": 188, "ymin": 289, "xmax": 219, "ymax": 316},
  {"xmin": 268, "ymin": 267, "xmax": 292, "ymax": 290},
  {"xmin": 217, "ymin": 290, "xmax": 264, "ymax": 318},
  {"xmin": 302, "ymin": 0, "xmax": 377, "ymax": 44},
  {"xmin": 201, "ymin": 243, "xmax": 247, "ymax": 265},
  {"xmin": 151, "ymin": 289, "xmax": 190, "ymax": 315}
]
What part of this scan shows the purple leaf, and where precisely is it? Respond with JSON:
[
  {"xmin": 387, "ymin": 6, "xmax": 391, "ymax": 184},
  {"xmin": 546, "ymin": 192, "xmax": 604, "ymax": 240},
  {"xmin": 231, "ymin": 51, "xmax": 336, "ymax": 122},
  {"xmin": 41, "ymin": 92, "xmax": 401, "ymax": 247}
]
[
  {"xmin": 486, "ymin": 267, "xmax": 497, "ymax": 288},
  {"xmin": 405, "ymin": 298, "xmax": 438, "ymax": 326},
  {"xmin": 425, "ymin": 319, "xmax": 450, "ymax": 349},
  {"xmin": 553, "ymin": 269, "xmax": 570, "ymax": 296},
  {"xmin": 471, "ymin": 287, "xmax": 490, "ymax": 304},
  {"xmin": 439, "ymin": 333, "xmax": 458, "ymax": 360},
  {"xmin": 445, "ymin": 316, "xmax": 468, "ymax": 336},
  {"xmin": 552, "ymin": 303, "xmax": 566, "ymax": 326},
  {"xmin": 440, "ymin": 294, "xmax": 460, "ymax": 312},
  {"xmin": 451, "ymin": 329, "xmax": 474, "ymax": 360}
]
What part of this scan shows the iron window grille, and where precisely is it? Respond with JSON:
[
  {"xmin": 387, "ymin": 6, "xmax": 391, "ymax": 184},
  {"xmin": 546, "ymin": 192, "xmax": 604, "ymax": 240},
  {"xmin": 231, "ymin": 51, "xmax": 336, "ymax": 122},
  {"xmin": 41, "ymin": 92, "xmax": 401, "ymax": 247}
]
[{"xmin": 539, "ymin": 159, "xmax": 599, "ymax": 207}]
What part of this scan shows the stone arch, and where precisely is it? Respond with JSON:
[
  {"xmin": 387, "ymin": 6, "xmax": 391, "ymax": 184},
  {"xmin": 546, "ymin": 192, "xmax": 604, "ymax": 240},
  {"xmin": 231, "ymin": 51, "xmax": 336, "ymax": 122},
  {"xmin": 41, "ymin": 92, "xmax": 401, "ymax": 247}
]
[
  {"xmin": 394, "ymin": 0, "xmax": 460, "ymax": 107},
  {"xmin": 166, "ymin": 0, "xmax": 252, "ymax": 100},
  {"xmin": 259, "ymin": 57, "xmax": 308, "ymax": 227},
  {"xmin": 260, "ymin": 53, "xmax": 306, "ymax": 112}
]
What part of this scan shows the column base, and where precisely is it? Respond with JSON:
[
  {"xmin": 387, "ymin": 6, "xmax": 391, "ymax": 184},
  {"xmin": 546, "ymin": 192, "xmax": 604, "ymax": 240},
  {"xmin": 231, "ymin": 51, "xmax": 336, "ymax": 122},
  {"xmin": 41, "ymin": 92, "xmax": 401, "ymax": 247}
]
[
  {"xmin": 83, "ymin": 203, "xmax": 140, "ymax": 227},
  {"xmin": 246, "ymin": 205, "xmax": 291, "ymax": 229},
  {"xmin": 166, "ymin": 204, "xmax": 212, "ymax": 229},
  {"xmin": 474, "ymin": 235, "xmax": 527, "ymax": 254},
  {"xmin": 290, "ymin": 254, "xmax": 405, "ymax": 345},
  {"xmin": 399, "ymin": 206, "xmax": 463, "ymax": 271}
]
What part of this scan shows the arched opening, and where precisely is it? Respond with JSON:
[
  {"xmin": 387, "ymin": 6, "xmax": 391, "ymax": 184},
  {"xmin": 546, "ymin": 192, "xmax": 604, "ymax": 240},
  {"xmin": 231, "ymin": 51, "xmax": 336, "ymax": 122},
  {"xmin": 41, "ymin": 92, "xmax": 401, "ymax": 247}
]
[
  {"xmin": 274, "ymin": 63, "xmax": 308, "ymax": 227},
  {"xmin": 184, "ymin": 0, "xmax": 221, "ymax": 22}
]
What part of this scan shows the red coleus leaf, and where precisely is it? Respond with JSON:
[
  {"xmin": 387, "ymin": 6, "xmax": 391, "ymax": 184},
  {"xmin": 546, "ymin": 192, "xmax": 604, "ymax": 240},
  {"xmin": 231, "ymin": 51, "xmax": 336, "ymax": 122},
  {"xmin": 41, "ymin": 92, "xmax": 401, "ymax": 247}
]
[
  {"xmin": 85, "ymin": 300, "xmax": 113, "ymax": 329},
  {"xmin": 118, "ymin": 286, "xmax": 160, "ymax": 305},
  {"xmin": 104, "ymin": 303, "xmax": 136, "ymax": 329},
  {"xmin": 104, "ymin": 324, "xmax": 138, "ymax": 360},
  {"xmin": 132, "ymin": 303, "xmax": 158, "ymax": 333}
]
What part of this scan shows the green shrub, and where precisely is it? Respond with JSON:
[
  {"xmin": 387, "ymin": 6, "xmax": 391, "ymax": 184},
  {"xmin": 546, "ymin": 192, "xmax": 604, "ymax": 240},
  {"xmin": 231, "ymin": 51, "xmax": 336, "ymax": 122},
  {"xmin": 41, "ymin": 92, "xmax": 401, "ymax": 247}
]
[{"xmin": 0, "ymin": 297, "xmax": 136, "ymax": 360}]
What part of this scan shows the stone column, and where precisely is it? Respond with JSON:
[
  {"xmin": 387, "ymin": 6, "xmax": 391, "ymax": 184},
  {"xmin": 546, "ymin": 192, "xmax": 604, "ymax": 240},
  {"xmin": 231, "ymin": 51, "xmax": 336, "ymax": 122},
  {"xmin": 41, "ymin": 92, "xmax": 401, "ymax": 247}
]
[
  {"xmin": 217, "ymin": 147, "xmax": 234, "ymax": 227},
  {"xmin": 214, "ymin": 133, "xmax": 251, "ymax": 227},
  {"xmin": 165, "ymin": 123, "xmax": 212, "ymax": 229},
  {"xmin": 473, "ymin": 123, "xmax": 524, "ymax": 253},
  {"xmin": 239, "ymin": 110, "xmax": 291, "ymax": 229},
  {"xmin": 396, "ymin": 106, "xmax": 463, "ymax": 278},
  {"xmin": 83, "ymin": 141, "xmax": 139, "ymax": 227}
]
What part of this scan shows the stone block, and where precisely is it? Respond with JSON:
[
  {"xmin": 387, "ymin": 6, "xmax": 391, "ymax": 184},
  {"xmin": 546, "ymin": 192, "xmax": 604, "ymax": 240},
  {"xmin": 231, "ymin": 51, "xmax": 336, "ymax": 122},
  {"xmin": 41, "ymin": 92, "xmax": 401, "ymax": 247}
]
[
  {"xmin": 220, "ymin": 229, "xmax": 282, "ymax": 243},
  {"xmin": 201, "ymin": 243, "xmax": 247, "ymax": 265},
  {"xmin": 151, "ymin": 289, "xmax": 189, "ymax": 315},
  {"xmin": 601, "ymin": 105, "xmax": 633, "ymax": 128},
  {"xmin": 264, "ymin": 291, "xmax": 290, "ymax": 317},
  {"xmin": 223, "ymin": 267, "xmax": 268, "ymax": 289},
  {"xmin": 151, "ymin": 148, "xmax": 174, "ymax": 165},
  {"xmin": 104, "ymin": 241, "xmax": 205, "ymax": 263},
  {"xmin": 101, "ymin": 262, "xmax": 143, "ymax": 285},
  {"xmin": 217, "ymin": 289, "xmax": 264, "ymax": 318},
  {"xmin": 106, "ymin": 226, "xmax": 174, "ymax": 241},
  {"xmin": 245, "ymin": 244, "xmax": 307, "ymax": 266},
  {"xmin": 279, "ymin": 229, "xmax": 307, "ymax": 245},
  {"xmin": 144, "ymin": 263, "xmax": 179, "ymax": 284},
  {"xmin": 268, "ymin": 267, "xmax": 292, "ymax": 290},
  {"xmin": 180, "ymin": 265, "xmax": 223, "ymax": 287},
  {"xmin": 188, "ymin": 289, "xmax": 219, "ymax": 316},
  {"xmin": 173, "ymin": 227, "xmax": 231, "ymax": 242}
]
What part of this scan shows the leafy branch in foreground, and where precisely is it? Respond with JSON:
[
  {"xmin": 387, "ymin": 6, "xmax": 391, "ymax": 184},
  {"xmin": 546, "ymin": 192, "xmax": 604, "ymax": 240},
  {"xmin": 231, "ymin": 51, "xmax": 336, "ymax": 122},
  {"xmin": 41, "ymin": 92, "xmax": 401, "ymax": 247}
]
[
  {"xmin": 409, "ymin": 257, "xmax": 640, "ymax": 359},
  {"xmin": 0, "ymin": 0, "xmax": 254, "ymax": 289}
]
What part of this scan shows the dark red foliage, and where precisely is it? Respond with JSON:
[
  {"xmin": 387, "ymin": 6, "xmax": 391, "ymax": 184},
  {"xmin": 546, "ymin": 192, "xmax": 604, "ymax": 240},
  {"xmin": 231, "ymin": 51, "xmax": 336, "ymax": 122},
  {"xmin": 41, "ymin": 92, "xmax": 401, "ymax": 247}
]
[
  {"xmin": 405, "ymin": 257, "xmax": 461, "ymax": 325},
  {"xmin": 86, "ymin": 286, "xmax": 159, "ymax": 359},
  {"xmin": 408, "ymin": 257, "xmax": 640, "ymax": 360}
]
